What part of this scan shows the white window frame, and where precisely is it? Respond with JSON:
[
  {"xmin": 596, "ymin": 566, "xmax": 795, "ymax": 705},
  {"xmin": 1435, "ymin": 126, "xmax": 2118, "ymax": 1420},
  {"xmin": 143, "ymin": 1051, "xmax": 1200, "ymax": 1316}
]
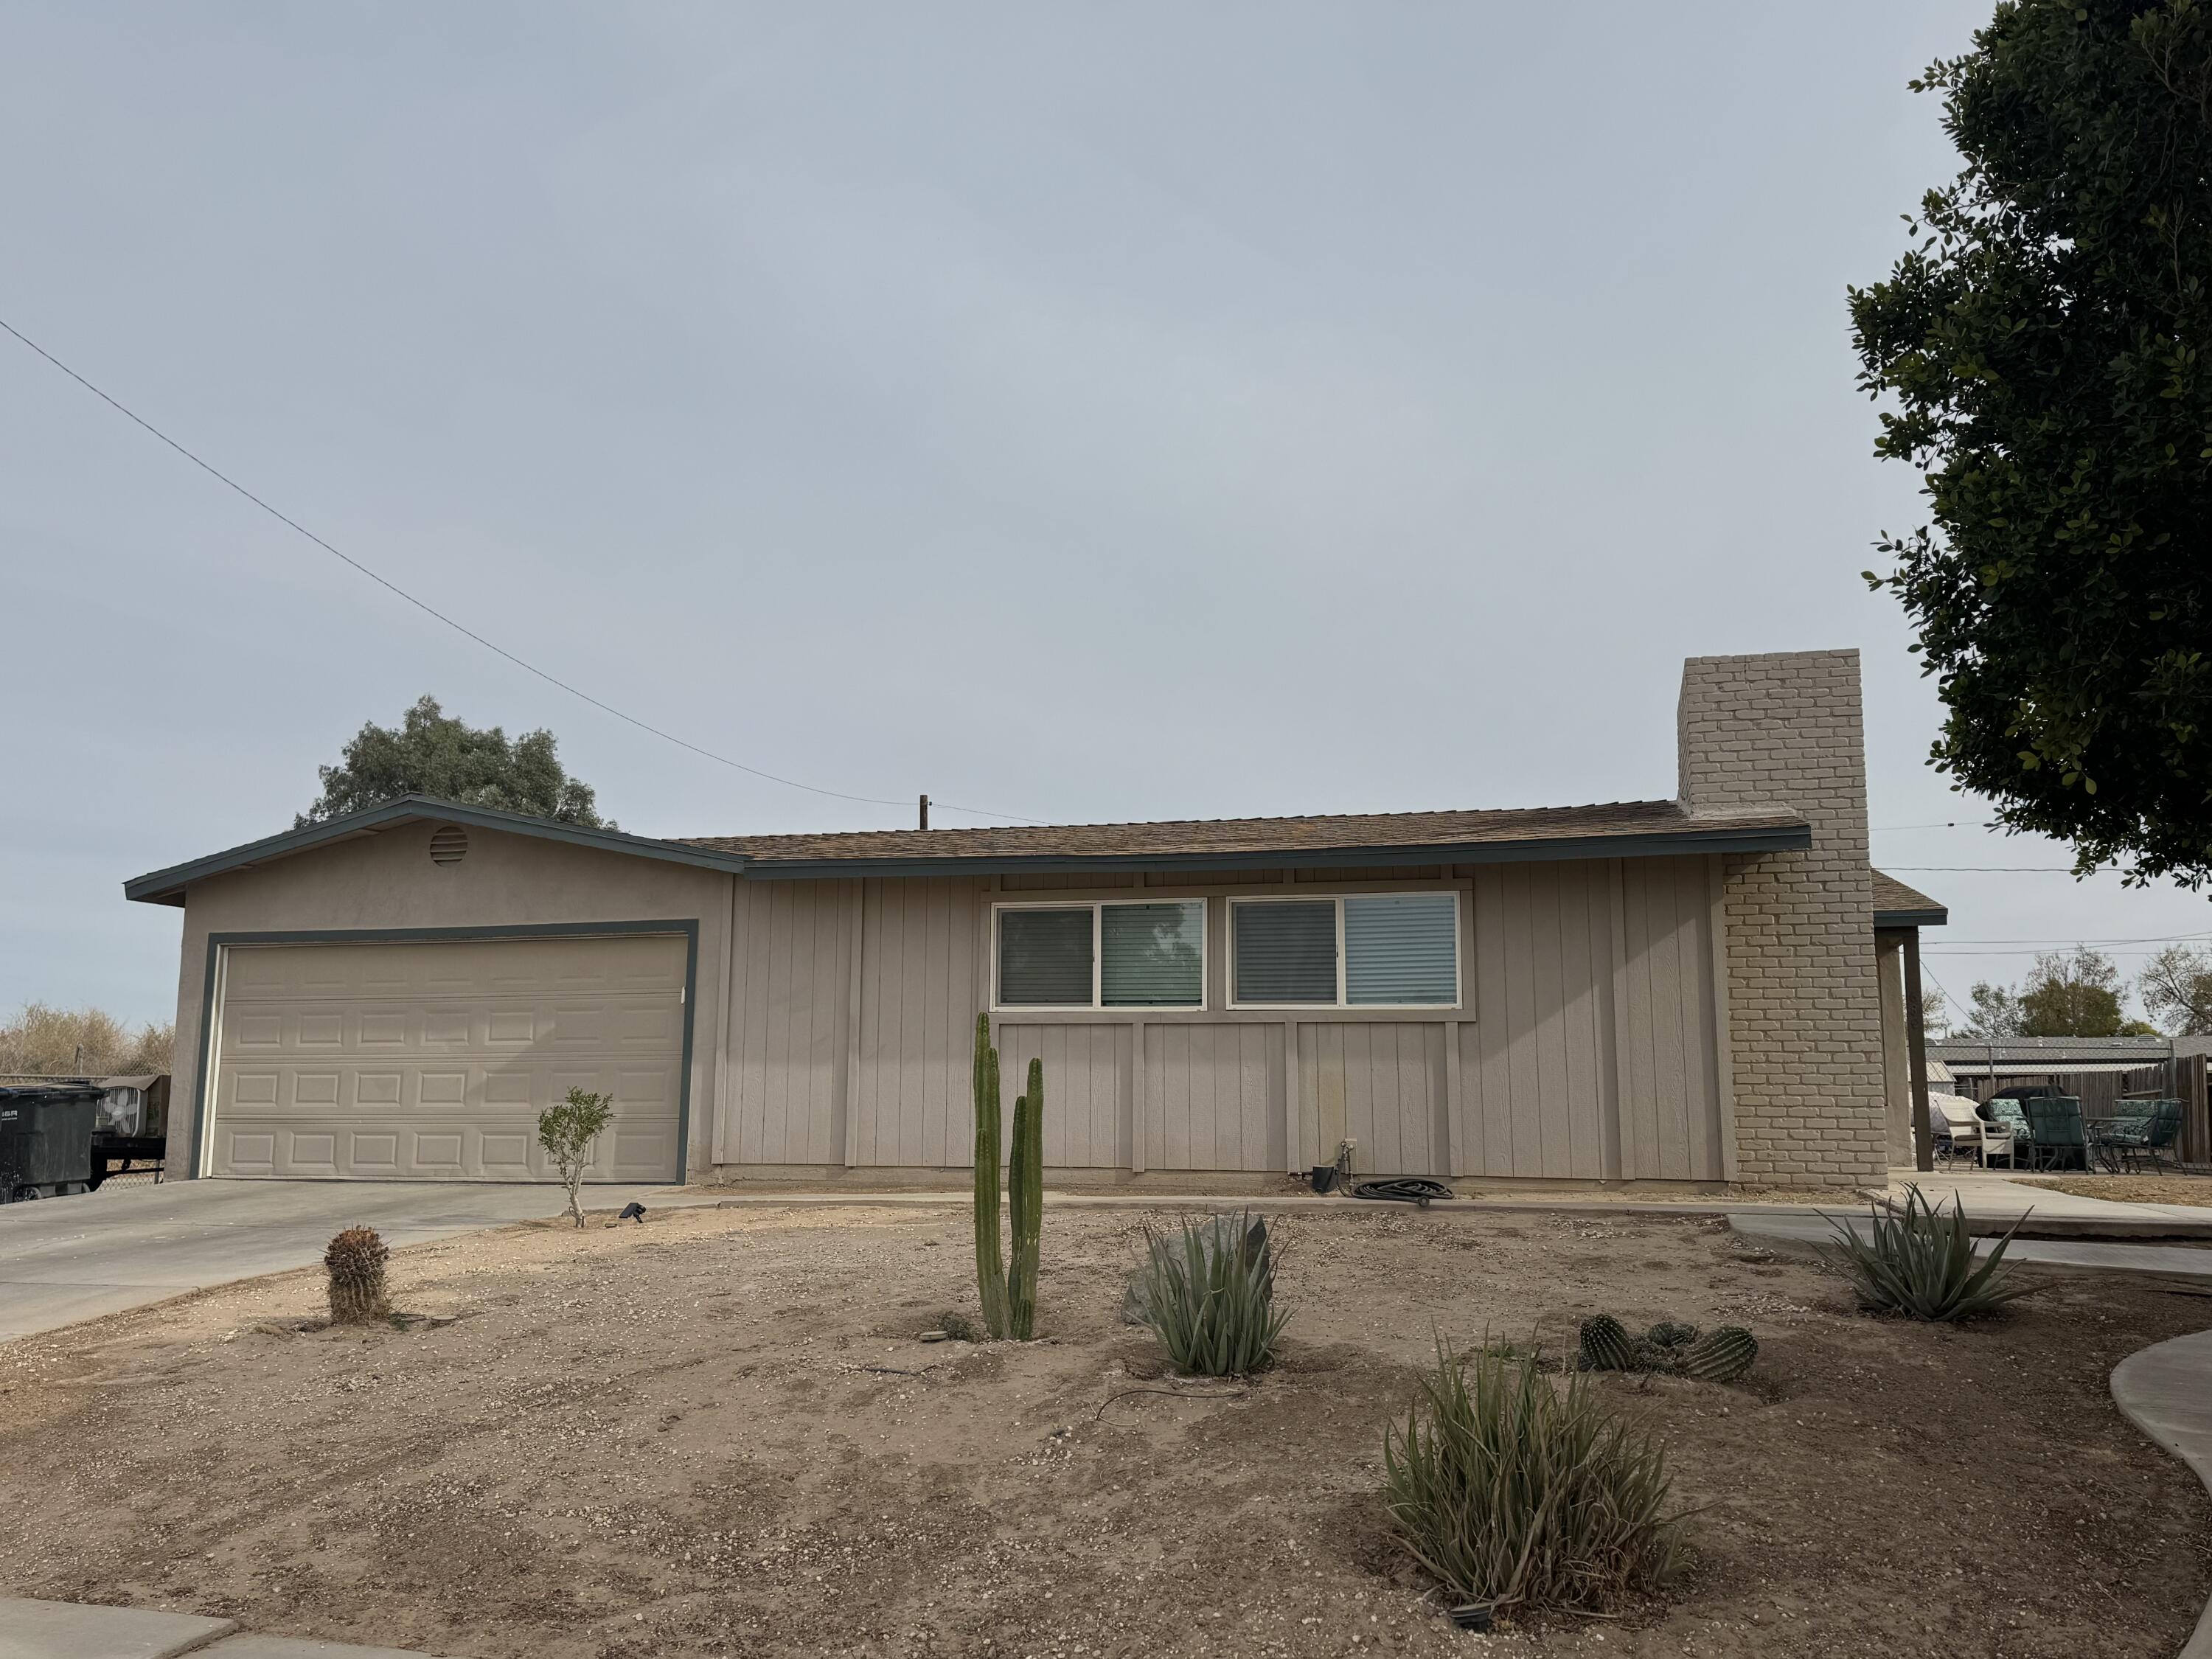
[
  {"xmin": 991, "ymin": 897, "xmax": 1209, "ymax": 1013},
  {"xmin": 1226, "ymin": 891, "xmax": 1463, "ymax": 1012}
]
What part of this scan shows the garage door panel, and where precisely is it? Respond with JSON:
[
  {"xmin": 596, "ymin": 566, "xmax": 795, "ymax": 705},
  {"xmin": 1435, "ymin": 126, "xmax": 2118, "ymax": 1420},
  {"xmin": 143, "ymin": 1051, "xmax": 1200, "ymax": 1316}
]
[{"xmin": 211, "ymin": 936, "xmax": 687, "ymax": 1182}]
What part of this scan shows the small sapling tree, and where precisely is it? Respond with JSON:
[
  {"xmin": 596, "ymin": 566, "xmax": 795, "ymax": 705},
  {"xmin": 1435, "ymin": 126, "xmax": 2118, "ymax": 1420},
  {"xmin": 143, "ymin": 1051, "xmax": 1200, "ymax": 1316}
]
[{"xmin": 538, "ymin": 1087, "xmax": 613, "ymax": 1228}]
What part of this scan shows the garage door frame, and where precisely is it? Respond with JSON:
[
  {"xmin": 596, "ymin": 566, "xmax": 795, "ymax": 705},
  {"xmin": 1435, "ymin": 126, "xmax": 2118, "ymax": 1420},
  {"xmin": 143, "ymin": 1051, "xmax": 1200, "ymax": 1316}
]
[{"xmin": 189, "ymin": 919, "xmax": 701, "ymax": 1181}]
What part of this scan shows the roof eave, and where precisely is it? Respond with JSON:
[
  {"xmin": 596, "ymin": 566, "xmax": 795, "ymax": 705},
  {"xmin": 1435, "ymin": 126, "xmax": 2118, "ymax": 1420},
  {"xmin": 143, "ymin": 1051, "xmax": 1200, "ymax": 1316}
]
[
  {"xmin": 1874, "ymin": 907, "xmax": 1949, "ymax": 928},
  {"xmin": 122, "ymin": 796, "xmax": 752, "ymax": 906},
  {"xmin": 737, "ymin": 822, "xmax": 1812, "ymax": 880}
]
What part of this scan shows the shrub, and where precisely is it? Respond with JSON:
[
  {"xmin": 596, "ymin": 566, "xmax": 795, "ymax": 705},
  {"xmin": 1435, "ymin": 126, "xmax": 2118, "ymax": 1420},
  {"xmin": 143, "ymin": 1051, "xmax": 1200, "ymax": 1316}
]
[
  {"xmin": 324, "ymin": 1227, "xmax": 390, "ymax": 1325},
  {"xmin": 1383, "ymin": 1340, "xmax": 1686, "ymax": 1616},
  {"xmin": 1133, "ymin": 1211, "xmax": 1288, "ymax": 1377},
  {"xmin": 538, "ymin": 1088, "xmax": 614, "ymax": 1228},
  {"xmin": 934, "ymin": 1310, "xmax": 981, "ymax": 1343},
  {"xmin": 1820, "ymin": 1183, "xmax": 2031, "ymax": 1322}
]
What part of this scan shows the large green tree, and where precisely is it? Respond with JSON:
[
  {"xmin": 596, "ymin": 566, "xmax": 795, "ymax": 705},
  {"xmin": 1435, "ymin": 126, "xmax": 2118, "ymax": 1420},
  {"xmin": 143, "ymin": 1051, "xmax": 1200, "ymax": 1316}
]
[
  {"xmin": 1850, "ymin": 0, "xmax": 2212, "ymax": 886},
  {"xmin": 298, "ymin": 695, "xmax": 612, "ymax": 828}
]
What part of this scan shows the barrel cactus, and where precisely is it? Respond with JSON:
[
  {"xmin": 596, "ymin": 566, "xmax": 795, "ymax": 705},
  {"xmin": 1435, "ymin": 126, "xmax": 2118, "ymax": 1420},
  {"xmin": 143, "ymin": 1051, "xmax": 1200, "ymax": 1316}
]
[
  {"xmin": 1680, "ymin": 1326, "xmax": 1758, "ymax": 1383},
  {"xmin": 1579, "ymin": 1313, "xmax": 1756, "ymax": 1382},
  {"xmin": 1577, "ymin": 1314, "xmax": 1641, "ymax": 1373},
  {"xmin": 324, "ymin": 1226, "xmax": 390, "ymax": 1326}
]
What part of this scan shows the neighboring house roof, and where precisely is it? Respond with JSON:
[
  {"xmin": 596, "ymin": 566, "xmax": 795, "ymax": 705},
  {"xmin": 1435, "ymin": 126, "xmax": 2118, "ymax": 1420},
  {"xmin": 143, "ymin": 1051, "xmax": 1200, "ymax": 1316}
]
[
  {"xmin": 681, "ymin": 799, "xmax": 1811, "ymax": 878},
  {"xmin": 123, "ymin": 793, "xmax": 1815, "ymax": 903},
  {"xmin": 1871, "ymin": 869, "xmax": 1947, "ymax": 928},
  {"xmin": 1928, "ymin": 1036, "xmax": 2175, "ymax": 1074}
]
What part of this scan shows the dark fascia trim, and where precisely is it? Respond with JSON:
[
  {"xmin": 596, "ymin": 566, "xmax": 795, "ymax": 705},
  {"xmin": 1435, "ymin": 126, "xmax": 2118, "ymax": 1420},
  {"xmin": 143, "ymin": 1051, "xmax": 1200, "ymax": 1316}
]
[
  {"xmin": 185, "ymin": 919, "xmax": 700, "ymax": 1181},
  {"xmin": 125, "ymin": 796, "xmax": 753, "ymax": 906},
  {"xmin": 1874, "ymin": 908, "xmax": 1948, "ymax": 929},
  {"xmin": 737, "ymin": 822, "xmax": 1812, "ymax": 880}
]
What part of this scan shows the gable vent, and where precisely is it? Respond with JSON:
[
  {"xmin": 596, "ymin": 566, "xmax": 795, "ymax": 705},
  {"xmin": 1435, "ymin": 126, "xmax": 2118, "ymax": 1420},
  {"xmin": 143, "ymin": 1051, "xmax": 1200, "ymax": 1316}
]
[{"xmin": 428, "ymin": 824, "xmax": 470, "ymax": 866}]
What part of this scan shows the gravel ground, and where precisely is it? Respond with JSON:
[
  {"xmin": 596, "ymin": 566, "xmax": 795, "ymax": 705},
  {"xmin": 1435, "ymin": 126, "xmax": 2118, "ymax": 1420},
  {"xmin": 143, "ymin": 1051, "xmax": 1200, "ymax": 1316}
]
[{"xmin": 0, "ymin": 1203, "xmax": 2205, "ymax": 1658}]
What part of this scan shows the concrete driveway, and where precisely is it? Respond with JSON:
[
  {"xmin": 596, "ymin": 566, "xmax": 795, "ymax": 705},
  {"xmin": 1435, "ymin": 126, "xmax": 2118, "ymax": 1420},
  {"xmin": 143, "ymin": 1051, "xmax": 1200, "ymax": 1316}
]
[{"xmin": 0, "ymin": 1179, "xmax": 671, "ymax": 1340}]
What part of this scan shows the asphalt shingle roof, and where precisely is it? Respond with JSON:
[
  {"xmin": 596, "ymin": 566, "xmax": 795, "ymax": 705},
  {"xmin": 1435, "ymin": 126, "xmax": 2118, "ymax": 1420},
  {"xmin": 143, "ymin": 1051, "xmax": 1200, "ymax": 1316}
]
[{"xmin": 681, "ymin": 798, "xmax": 1807, "ymax": 865}]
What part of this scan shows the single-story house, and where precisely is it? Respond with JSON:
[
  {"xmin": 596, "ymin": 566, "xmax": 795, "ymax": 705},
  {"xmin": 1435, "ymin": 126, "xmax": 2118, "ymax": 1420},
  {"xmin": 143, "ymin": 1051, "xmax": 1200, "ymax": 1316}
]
[{"xmin": 127, "ymin": 648, "xmax": 1938, "ymax": 1191}]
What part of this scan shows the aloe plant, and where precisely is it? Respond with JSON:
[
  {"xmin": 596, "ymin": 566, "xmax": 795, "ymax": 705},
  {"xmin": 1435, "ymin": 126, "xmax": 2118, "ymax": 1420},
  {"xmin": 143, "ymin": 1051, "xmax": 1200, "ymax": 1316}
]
[
  {"xmin": 1384, "ymin": 1339, "xmax": 1686, "ymax": 1613},
  {"xmin": 1819, "ymin": 1183, "xmax": 2031, "ymax": 1322},
  {"xmin": 1134, "ymin": 1211, "xmax": 1288, "ymax": 1376}
]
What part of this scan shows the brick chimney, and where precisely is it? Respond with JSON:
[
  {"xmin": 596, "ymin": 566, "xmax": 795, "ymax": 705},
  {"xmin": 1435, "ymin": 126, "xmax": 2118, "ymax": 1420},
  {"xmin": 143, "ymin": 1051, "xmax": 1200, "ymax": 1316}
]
[{"xmin": 1677, "ymin": 651, "xmax": 1885, "ymax": 1187}]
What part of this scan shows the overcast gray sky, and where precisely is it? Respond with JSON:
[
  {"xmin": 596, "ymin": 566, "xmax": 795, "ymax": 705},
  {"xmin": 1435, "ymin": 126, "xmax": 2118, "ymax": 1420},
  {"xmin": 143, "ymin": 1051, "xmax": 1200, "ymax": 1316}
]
[{"xmin": 6, "ymin": 2, "xmax": 2208, "ymax": 1037}]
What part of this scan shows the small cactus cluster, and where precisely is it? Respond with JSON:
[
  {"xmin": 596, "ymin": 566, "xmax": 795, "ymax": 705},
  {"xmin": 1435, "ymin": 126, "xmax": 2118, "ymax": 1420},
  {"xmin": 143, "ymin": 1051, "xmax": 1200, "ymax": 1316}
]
[
  {"xmin": 972, "ymin": 1015, "xmax": 1046, "ymax": 1340},
  {"xmin": 1576, "ymin": 1314, "xmax": 1756, "ymax": 1382},
  {"xmin": 324, "ymin": 1226, "xmax": 391, "ymax": 1326}
]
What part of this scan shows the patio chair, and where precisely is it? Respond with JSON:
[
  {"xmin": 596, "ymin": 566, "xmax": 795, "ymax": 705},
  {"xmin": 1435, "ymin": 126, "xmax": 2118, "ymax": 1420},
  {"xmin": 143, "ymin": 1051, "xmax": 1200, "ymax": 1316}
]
[
  {"xmin": 2023, "ymin": 1096, "xmax": 2088, "ymax": 1172},
  {"xmin": 1987, "ymin": 1098, "xmax": 2034, "ymax": 1147},
  {"xmin": 1929, "ymin": 1095, "xmax": 1987, "ymax": 1167},
  {"xmin": 2104, "ymin": 1099, "xmax": 2184, "ymax": 1175}
]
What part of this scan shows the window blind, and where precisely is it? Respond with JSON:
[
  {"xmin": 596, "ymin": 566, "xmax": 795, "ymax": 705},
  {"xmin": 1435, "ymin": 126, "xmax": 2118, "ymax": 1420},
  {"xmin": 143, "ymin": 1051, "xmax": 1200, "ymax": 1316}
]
[
  {"xmin": 1343, "ymin": 893, "xmax": 1458, "ymax": 1004},
  {"xmin": 1101, "ymin": 902, "xmax": 1203, "ymax": 1007},
  {"xmin": 1233, "ymin": 901, "xmax": 1338, "ymax": 1004},
  {"xmin": 998, "ymin": 908, "xmax": 1093, "ymax": 1006}
]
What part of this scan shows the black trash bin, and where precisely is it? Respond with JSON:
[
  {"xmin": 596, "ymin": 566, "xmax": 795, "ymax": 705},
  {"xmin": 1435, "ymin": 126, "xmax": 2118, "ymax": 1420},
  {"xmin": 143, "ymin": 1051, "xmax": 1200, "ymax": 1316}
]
[{"xmin": 0, "ymin": 1085, "xmax": 102, "ymax": 1201}]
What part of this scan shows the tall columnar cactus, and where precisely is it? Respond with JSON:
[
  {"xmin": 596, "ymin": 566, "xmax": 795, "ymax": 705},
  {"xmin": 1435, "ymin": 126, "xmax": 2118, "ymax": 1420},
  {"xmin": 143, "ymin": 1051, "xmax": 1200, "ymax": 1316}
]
[
  {"xmin": 1005, "ymin": 1057, "xmax": 1045, "ymax": 1340},
  {"xmin": 972, "ymin": 1015, "xmax": 1010, "ymax": 1339},
  {"xmin": 324, "ymin": 1226, "xmax": 390, "ymax": 1326}
]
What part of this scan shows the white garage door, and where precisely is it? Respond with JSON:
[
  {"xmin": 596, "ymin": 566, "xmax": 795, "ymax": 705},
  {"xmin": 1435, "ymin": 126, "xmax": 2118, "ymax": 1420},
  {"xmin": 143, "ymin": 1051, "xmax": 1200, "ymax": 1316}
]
[{"xmin": 207, "ymin": 933, "xmax": 687, "ymax": 1181}]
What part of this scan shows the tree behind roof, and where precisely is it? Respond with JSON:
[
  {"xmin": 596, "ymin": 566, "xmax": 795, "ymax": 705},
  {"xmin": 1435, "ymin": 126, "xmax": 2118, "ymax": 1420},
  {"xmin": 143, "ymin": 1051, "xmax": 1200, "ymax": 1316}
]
[
  {"xmin": 296, "ymin": 695, "xmax": 611, "ymax": 829},
  {"xmin": 2141, "ymin": 945, "xmax": 2212, "ymax": 1036}
]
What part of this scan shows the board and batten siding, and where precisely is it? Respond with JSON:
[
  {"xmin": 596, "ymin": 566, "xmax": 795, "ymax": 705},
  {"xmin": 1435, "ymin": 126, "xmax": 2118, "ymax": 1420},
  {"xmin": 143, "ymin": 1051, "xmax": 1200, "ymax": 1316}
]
[
  {"xmin": 1458, "ymin": 860, "xmax": 1725, "ymax": 1182},
  {"xmin": 713, "ymin": 858, "xmax": 1729, "ymax": 1183}
]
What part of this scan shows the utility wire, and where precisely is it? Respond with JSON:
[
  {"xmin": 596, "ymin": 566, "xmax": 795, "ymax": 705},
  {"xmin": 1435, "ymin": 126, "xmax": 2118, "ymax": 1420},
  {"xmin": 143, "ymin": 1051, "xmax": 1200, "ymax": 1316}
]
[{"xmin": 0, "ymin": 315, "xmax": 1046, "ymax": 827}]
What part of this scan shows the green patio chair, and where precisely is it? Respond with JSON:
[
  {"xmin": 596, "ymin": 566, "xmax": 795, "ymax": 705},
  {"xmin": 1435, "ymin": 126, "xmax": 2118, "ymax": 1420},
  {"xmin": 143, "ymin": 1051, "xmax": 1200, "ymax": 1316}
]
[
  {"xmin": 2023, "ymin": 1096, "xmax": 2087, "ymax": 1172},
  {"xmin": 2104, "ymin": 1099, "xmax": 2184, "ymax": 1175}
]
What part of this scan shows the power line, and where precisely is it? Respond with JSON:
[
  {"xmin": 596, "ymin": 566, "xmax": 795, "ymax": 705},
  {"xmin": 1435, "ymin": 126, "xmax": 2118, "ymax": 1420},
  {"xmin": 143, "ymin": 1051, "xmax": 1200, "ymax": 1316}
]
[
  {"xmin": 1885, "ymin": 865, "xmax": 2087, "ymax": 872},
  {"xmin": 0, "ymin": 316, "xmax": 1046, "ymax": 827},
  {"xmin": 1871, "ymin": 820, "xmax": 1994, "ymax": 832}
]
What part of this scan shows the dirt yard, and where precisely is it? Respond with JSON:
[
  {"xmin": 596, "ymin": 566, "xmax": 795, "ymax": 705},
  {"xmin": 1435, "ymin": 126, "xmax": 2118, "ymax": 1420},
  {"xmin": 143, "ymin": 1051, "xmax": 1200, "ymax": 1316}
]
[
  {"xmin": 2024, "ymin": 1175, "xmax": 2212, "ymax": 1208},
  {"xmin": 1, "ymin": 1202, "xmax": 2206, "ymax": 1659}
]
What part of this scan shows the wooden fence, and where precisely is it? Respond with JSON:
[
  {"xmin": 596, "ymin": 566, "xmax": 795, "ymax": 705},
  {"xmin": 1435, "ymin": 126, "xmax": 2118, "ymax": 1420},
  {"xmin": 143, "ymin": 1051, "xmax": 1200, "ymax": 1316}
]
[{"xmin": 1964, "ymin": 1057, "xmax": 2208, "ymax": 1170}]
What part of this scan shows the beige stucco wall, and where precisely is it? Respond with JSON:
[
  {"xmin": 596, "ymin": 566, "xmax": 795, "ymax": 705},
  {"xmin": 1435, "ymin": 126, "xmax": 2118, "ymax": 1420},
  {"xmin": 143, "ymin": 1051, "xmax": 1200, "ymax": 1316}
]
[
  {"xmin": 1678, "ymin": 650, "xmax": 1887, "ymax": 1187},
  {"xmin": 162, "ymin": 821, "xmax": 734, "ymax": 1179}
]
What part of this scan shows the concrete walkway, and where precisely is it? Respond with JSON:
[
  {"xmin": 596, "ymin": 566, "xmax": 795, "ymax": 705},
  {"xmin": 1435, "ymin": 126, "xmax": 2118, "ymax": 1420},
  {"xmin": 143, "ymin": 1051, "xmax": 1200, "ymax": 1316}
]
[
  {"xmin": 2112, "ymin": 1331, "xmax": 2212, "ymax": 1658},
  {"xmin": 0, "ymin": 1598, "xmax": 432, "ymax": 1659},
  {"xmin": 1875, "ymin": 1169, "xmax": 2212, "ymax": 1239},
  {"xmin": 0, "ymin": 1179, "xmax": 695, "ymax": 1340},
  {"xmin": 1729, "ymin": 1206, "xmax": 2212, "ymax": 1279}
]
